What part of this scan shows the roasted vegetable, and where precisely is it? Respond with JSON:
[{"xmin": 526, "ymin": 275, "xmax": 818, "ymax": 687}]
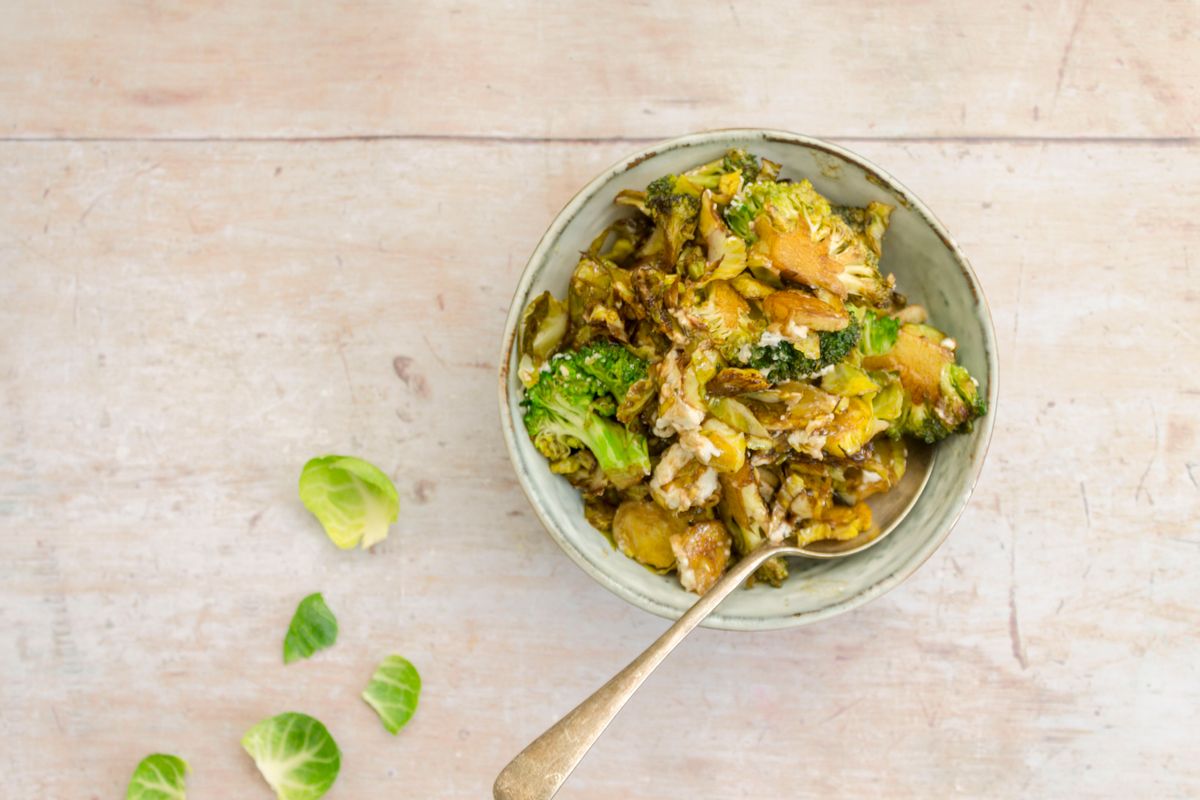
[
  {"xmin": 518, "ymin": 291, "xmax": 568, "ymax": 386},
  {"xmin": 863, "ymin": 325, "xmax": 987, "ymax": 442},
  {"xmin": 613, "ymin": 499, "xmax": 685, "ymax": 570},
  {"xmin": 646, "ymin": 175, "xmax": 702, "ymax": 266},
  {"xmin": 670, "ymin": 521, "xmax": 733, "ymax": 594},
  {"xmin": 744, "ymin": 313, "xmax": 861, "ymax": 381},
  {"xmin": 727, "ymin": 180, "xmax": 895, "ymax": 307},
  {"xmin": 522, "ymin": 350, "xmax": 651, "ymax": 488},
  {"xmin": 718, "ymin": 462, "xmax": 787, "ymax": 585},
  {"xmin": 518, "ymin": 150, "xmax": 986, "ymax": 594}
]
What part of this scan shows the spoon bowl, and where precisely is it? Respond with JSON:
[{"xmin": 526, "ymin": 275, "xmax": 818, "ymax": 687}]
[
  {"xmin": 493, "ymin": 444, "xmax": 935, "ymax": 800},
  {"xmin": 800, "ymin": 443, "xmax": 935, "ymax": 558}
]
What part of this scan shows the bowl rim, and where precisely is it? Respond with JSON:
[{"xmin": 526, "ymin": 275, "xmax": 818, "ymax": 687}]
[{"xmin": 497, "ymin": 128, "xmax": 998, "ymax": 631}]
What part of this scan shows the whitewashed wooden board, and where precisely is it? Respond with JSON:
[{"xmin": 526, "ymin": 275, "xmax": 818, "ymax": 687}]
[{"xmin": 1, "ymin": 2, "xmax": 1198, "ymax": 798}]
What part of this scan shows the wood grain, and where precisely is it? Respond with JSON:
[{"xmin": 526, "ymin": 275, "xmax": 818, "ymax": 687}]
[
  {"xmin": 1, "ymin": 137, "xmax": 1197, "ymax": 798},
  {"xmin": 2, "ymin": 1, "xmax": 1199, "ymax": 797},
  {"xmin": 0, "ymin": 0, "xmax": 1196, "ymax": 140}
]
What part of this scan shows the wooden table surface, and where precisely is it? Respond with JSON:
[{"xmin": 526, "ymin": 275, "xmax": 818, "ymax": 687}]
[{"xmin": 2, "ymin": 2, "xmax": 1197, "ymax": 798}]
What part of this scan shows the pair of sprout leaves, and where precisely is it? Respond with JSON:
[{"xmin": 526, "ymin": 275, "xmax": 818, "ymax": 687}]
[{"xmin": 125, "ymin": 457, "xmax": 416, "ymax": 800}]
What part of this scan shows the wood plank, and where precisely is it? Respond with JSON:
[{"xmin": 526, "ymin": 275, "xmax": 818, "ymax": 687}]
[
  {"xmin": 1, "ymin": 138, "xmax": 1197, "ymax": 797},
  {"xmin": 0, "ymin": 0, "xmax": 1196, "ymax": 140}
]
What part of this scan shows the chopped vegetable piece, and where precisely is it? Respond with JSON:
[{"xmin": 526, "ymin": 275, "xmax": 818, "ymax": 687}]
[
  {"xmin": 670, "ymin": 521, "xmax": 733, "ymax": 594},
  {"xmin": 126, "ymin": 754, "xmax": 188, "ymax": 800},
  {"xmin": 612, "ymin": 499, "xmax": 684, "ymax": 570},
  {"xmin": 241, "ymin": 712, "xmax": 340, "ymax": 800},
  {"xmin": 283, "ymin": 593, "xmax": 338, "ymax": 664},
  {"xmin": 361, "ymin": 655, "xmax": 422, "ymax": 734},
  {"xmin": 299, "ymin": 455, "xmax": 399, "ymax": 550}
]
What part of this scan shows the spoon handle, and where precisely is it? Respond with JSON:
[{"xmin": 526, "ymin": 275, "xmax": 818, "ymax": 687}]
[{"xmin": 493, "ymin": 544, "xmax": 785, "ymax": 800}]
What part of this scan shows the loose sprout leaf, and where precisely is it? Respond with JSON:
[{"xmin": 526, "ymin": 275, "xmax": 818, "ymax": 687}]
[
  {"xmin": 126, "ymin": 754, "xmax": 188, "ymax": 800},
  {"xmin": 860, "ymin": 309, "xmax": 900, "ymax": 356},
  {"xmin": 241, "ymin": 712, "xmax": 340, "ymax": 800},
  {"xmin": 283, "ymin": 593, "xmax": 338, "ymax": 664},
  {"xmin": 298, "ymin": 455, "xmax": 399, "ymax": 549},
  {"xmin": 361, "ymin": 655, "xmax": 422, "ymax": 734}
]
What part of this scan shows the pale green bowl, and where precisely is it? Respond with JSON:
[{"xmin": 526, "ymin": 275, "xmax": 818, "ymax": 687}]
[{"xmin": 498, "ymin": 130, "xmax": 997, "ymax": 630}]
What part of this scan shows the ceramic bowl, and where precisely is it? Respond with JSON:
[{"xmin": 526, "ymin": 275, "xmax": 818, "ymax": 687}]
[{"xmin": 498, "ymin": 129, "xmax": 997, "ymax": 630}]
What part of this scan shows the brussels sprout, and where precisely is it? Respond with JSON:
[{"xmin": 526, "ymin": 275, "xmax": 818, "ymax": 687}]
[
  {"xmin": 688, "ymin": 280, "xmax": 757, "ymax": 355},
  {"xmin": 568, "ymin": 255, "xmax": 630, "ymax": 345},
  {"xmin": 763, "ymin": 290, "xmax": 850, "ymax": 332},
  {"xmin": 718, "ymin": 461, "xmax": 771, "ymax": 547},
  {"xmin": 519, "ymin": 291, "xmax": 568, "ymax": 385},
  {"xmin": 823, "ymin": 397, "xmax": 884, "ymax": 458},
  {"xmin": 241, "ymin": 712, "xmax": 340, "ymax": 800},
  {"xmin": 670, "ymin": 521, "xmax": 732, "ymax": 594},
  {"xmin": 549, "ymin": 450, "xmax": 608, "ymax": 496},
  {"xmin": 362, "ymin": 655, "xmax": 422, "ymax": 735},
  {"xmin": 863, "ymin": 323, "xmax": 989, "ymax": 443},
  {"xmin": 870, "ymin": 372, "xmax": 906, "ymax": 422},
  {"xmin": 707, "ymin": 367, "xmax": 771, "ymax": 397},
  {"xmin": 617, "ymin": 374, "xmax": 658, "ymax": 425},
  {"xmin": 282, "ymin": 593, "xmax": 338, "ymax": 664},
  {"xmin": 832, "ymin": 437, "xmax": 908, "ymax": 504},
  {"xmin": 755, "ymin": 214, "xmax": 847, "ymax": 298},
  {"xmin": 820, "ymin": 363, "xmax": 879, "ymax": 397},
  {"xmin": 298, "ymin": 456, "xmax": 399, "ymax": 550},
  {"xmin": 126, "ymin": 753, "xmax": 188, "ymax": 800},
  {"xmin": 729, "ymin": 273, "xmax": 777, "ymax": 299},
  {"xmin": 796, "ymin": 501, "xmax": 874, "ymax": 546},
  {"xmin": 631, "ymin": 265, "xmax": 683, "ymax": 343},
  {"xmin": 697, "ymin": 417, "xmax": 746, "ymax": 473},
  {"xmin": 588, "ymin": 215, "xmax": 652, "ymax": 266},
  {"xmin": 612, "ymin": 499, "xmax": 686, "ymax": 570},
  {"xmin": 708, "ymin": 396, "xmax": 773, "ymax": 442},
  {"xmin": 697, "ymin": 191, "xmax": 748, "ymax": 284},
  {"xmin": 774, "ymin": 461, "xmax": 835, "ymax": 524},
  {"xmin": 614, "ymin": 186, "xmax": 649, "ymax": 211},
  {"xmin": 583, "ymin": 496, "xmax": 618, "ymax": 538}
]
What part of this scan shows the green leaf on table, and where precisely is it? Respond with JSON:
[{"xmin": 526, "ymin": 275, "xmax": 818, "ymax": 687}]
[
  {"xmin": 241, "ymin": 712, "xmax": 340, "ymax": 800},
  {"xmin": 125, "ymin": 753, "xmax": 188, "ymax": 800},
  {"xmin": 299, "ymin": 455, "xmax": 399, "ymax": 549},
  {"xmin": 283, "ymin": 593, "xmax": 338, "ymax": 664},
  {"xmin": 361, "ymin": 655, "xmax": 422, "ymax": 734}
]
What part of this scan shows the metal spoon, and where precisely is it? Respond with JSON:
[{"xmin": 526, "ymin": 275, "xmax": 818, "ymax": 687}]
[{"xmin": 494, "ymin": 445, "xmax": 933, "ymax": 800}]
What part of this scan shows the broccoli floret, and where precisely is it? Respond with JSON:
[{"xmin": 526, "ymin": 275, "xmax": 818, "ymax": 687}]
[
  {"xmin": 745, "ymin": 315, "xmax": 861, "ymax": 382},
  {"xmin": 724, "ymin": 184, "xmax": 770, "ymax": 241},
  {"xmin": 646, "ymin": 175, "xmax": 701, "ymax": 264},
  {"xmin": 522, "ymin": 350, "xmax": 651, "ymax": 488},
  {"xmin": 575, "ymin": 339, "xmax": 648, "ymax": 399},
  {"xmin": 676, "ymin": 148, "xmax": 762, "ymax": 191},
  {"xmin": 720, "ymin": 148, "xmax": 761, "ymax": 184},
  {"xmin": 726, "ymin": 180, "xmax": 895, "ymax": 307}
]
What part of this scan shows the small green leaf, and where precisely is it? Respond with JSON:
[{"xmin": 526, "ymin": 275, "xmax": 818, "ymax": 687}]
[
  {"xmin": 283, "ymin": 593, "xmax": 338, "ymax": 664},
  {"xmin": 299, "ymin": 455, "xmax": 399, "ymax": 550},
  {"xmin": 860, "ymin": 310, "xmax": 900, "ymax": 356},
  {"xmin": 241, "ymin": 712, "xmax": 340, "ymax": 800},
  {"xmin": 361, "ymin": 655, "xmax": 422, "ymax": 734},
  {"xmin": 126, "ymin": 753, "xmax": 188, "ymax": 800}
]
